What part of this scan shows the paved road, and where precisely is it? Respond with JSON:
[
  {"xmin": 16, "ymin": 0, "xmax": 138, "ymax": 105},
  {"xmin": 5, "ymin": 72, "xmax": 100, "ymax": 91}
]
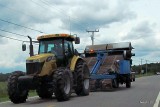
[{"xmin": 1, "ymin": 75, "xmax": 160, "ymax": 107}]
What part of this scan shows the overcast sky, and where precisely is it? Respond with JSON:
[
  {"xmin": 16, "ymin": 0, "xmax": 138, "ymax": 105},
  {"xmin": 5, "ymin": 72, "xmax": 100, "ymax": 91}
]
[{"xmin": 0, "ymin": 0, "xmax": 160, "ymax": 73}]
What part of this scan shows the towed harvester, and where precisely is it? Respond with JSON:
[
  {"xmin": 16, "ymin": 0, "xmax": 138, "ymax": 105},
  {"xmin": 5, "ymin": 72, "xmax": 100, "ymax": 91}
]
[
  {"xmin": 7, "ymin": 34, "xmax": 90, "ymax": 104},
  {"xmin": 84, "ymin": 42, "xmax": 135, "ymax": 90}
]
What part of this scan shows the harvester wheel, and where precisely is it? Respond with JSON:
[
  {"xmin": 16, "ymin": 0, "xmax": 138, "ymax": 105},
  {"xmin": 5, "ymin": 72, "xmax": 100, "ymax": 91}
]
[
  {"xmin": 36, "ymin": 85, "xmax": 53, "ymax": 99},
  {"xmin": 126, "ymin": 75, "xmax": 131, "ymax": 88},
  {"xmin": 112, "ymin": 79, "xmax": 119, "ymax": 88},
  {"xmin": 133, "ymin": 78, "xmax": 135, "ymax": 82},
  {"xmin": 7, "ymin": 71, "xmax": 28, "ymax": 104},
  {"xmin": 89, "ymin": 80, "xmax": 97, "ymax": 91},
  {"xmin": 54, "ymin": 68, "xmax": 73, "ymax": 101},
  {"xmin": 75, "ymin": 61, "xmax": 90, "ymax": 96}
]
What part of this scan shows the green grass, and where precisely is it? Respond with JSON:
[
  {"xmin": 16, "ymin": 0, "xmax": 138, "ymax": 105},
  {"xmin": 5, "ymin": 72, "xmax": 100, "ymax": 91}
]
[
  {"xmin": 0, "ymin": 82, "xmax": 37, "ymax": 102},
  {"xmin": 135, "ymin": 72, "xmax": 155, "ymax": 78},
  {"xmin": 29, "ymin": 90, "xmax": 37, "ymax": 97},
  {"xmin": 0, "ymin": 82, "xmax": 8, "ymax": 102}
]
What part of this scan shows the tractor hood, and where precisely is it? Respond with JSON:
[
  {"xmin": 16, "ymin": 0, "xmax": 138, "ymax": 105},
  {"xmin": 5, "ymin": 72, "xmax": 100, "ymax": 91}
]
[
  {"xmin": 26, "ymin": 53, "xmax": 55, "ymax": 63},
  {"xmin": 26, "ymin": 53, "xmax": 57, "ymax": 76}
]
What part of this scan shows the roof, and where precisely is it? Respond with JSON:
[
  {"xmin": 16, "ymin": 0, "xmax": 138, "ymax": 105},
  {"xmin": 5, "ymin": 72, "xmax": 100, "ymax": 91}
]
[
  {"xmin": 84, "ymin": 42, "xmax": 134, "ymax": 57},
  {"xmin": 85, "ymin": 42, "xmax": 133, "ymax": 52},
  {"xmin": 37, "ymin": 34, "xmax": 75, "ymax": 40}
]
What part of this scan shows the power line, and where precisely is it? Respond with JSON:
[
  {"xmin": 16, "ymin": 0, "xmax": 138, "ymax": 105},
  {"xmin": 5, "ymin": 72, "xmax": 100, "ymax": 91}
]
[
  {"xmin": 0, "ymin": 34, "xmax": 39, "ymax": 45},
  {"xmin": 40, "ymin": 0, "xmax": 90, "ymax": 27},
  {"xmin": 0, "ymin": 28, "xmax": 28, "ymax": 37},
  {"xmin": 31, "ymin": 0, "xmax": 88, "ymax": 31},
  {"xmin": 0, "ymin": 18, "xmax": 45, "ymax": 34},
  {"xmin": 0, "ymin": 0, "xmax": 89, "ymax": 33},
  {"xmin": 0, "ymin": 3, "xmax": 47, "ymax": 34},
  {"xmin": 0, "ymin": 34, "xmax": 23, "ymax": 42},
  {"xmin": 0, "ymin": 28, "xmax": 37, "ymax": 41}
]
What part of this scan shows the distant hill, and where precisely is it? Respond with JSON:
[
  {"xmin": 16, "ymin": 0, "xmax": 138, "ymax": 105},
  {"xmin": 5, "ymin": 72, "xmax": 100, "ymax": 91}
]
[{"xmin": 0, "ymin": 73, "xmax": 11, "ymax": 82}]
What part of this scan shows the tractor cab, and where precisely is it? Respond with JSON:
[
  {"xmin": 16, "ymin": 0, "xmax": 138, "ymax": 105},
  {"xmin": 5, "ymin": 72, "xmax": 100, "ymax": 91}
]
[
  {"xmin": 22, "ymin": 34, "xmax": 80, "ymax": 75},
  {"xmin": 37, "ymin": 34, "xmax": 80, "ymax": 67}
]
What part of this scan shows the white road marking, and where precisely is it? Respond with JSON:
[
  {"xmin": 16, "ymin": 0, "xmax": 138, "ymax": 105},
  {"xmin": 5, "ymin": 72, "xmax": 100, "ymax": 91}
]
[
  {"xmin": 153, "ymin": 91, "xmax": 160, "ymax": 107},
  {"xmin": 0, "ymin": 101, "xmax": 11, "ymax": 104},
  {"xmin": 47, "ymin": 105, "xmax": 55, "ymax": 107},
  {"xmin": 0, "ymin": 96, "xmax": 38, "ymax": 104},
  {"xmin": 140, "ymin": 101, "xmax": 148, "ymax": 104}
]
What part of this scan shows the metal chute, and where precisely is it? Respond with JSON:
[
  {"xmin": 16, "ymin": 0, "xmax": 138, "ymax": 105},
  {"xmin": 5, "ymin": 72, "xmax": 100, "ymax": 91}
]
[{"xmin": 84, "ymin": 42, "xmax": 134, "ymax": 59}]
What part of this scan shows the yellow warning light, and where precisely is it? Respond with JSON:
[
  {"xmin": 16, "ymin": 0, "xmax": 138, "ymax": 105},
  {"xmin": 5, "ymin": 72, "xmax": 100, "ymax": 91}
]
[
  {"xmin": 60, "ymin": 34, "xmax": 69, "ymax": 37},
  {"xmin": 89, "ymin": 49, "xmax": 95, "ymax": 53}
]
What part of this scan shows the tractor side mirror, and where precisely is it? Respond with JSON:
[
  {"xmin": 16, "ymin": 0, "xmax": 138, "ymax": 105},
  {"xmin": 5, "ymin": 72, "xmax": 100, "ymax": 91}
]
[
  {"xmin": 132, "ymin": 53, "xmax": 135, "ymax": 56},
  {"xmin": 75, "ymin": 37, "xmax": 80, "ymax": 44},
  {"xmin": 74, "ymin": 49, "xmax": 79, "ymax": 56},
  {"xmin": 22, "ymin": 44, "xmax": 26, "ymax": 51}
]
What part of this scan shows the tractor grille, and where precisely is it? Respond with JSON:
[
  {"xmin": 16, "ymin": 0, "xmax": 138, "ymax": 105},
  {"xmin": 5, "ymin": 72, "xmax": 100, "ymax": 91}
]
[{"xmin": 26, "ymin": 62, "xmax": 44, "ymax": 75}]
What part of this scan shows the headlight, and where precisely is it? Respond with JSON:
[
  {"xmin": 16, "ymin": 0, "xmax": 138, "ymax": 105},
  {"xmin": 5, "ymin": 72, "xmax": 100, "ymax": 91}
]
[{"xmin": 46, "ymin": 56, "xmax": 56, "ymax": 62}]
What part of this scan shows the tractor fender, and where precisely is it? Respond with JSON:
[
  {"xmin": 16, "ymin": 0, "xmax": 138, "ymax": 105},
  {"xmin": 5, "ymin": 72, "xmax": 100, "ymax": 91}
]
[{"xmin": 70, "ymin": 55, "xmax": 83, "ymax": 71}]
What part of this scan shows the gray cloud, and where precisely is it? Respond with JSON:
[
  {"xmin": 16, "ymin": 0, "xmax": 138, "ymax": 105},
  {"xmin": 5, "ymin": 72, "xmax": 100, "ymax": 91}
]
[
  {"xmin": 0, "ymin": 37, "xmax": 7, "ymax": 44},
  {"xmin": 0, "ymin": 0, "xmax": 57, "ymax": 32},
  {"xmin": 0, "ymin": 0, "xmax": 136, "ymax": 33},
  {"xmin": 122, "ymin": 21, "xmax": 155, "ymax": 40},
  {"xmin": 59, "ymin": 0, "xmax": 136, "ymax": 32},
  {"xmin": 119, "ymin": 21, "xmax": 158, "ymax": 58}
]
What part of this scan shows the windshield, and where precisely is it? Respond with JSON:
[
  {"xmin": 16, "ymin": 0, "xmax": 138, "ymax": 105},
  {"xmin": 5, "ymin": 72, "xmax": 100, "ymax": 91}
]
[{"xmin": 39, "ymin": 39, "xmax": 63, "ymax": 56}]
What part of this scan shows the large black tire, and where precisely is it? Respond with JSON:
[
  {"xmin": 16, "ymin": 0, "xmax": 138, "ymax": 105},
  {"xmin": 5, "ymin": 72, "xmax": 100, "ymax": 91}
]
[
  {"xmin": 126, "ymin": 75, "xmax": 131, "ymax": 88},
  {"xmin": 89, "ymin": 80, "xmax": 97, "ymax": 92},
  {"xmin": 112, "ymin": 78, "xmax": 119, "ymax": 88},
  {"xmin": 132, "ymin": 75, "xmax": 135, "ymax": 82},
  {"xmin": 36, "ymin": 85, "xmax": 53, "ymax": 99},
  {"xmin": 53, "ymin": 68, "xmax": 73, "ymax": 101},
  {"xmin": 7, "ymin": 71, "xmax": 28, "ymax": 104},
  {"xmin": 75, "ymin": 61, "xmax": 90, "ymax": 96}
]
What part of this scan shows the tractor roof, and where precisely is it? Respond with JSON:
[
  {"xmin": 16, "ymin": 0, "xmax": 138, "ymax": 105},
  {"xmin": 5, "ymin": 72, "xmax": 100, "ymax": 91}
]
[{"xmin": 37, "ymin": 34, "xmax": 75, "ymax": 41}]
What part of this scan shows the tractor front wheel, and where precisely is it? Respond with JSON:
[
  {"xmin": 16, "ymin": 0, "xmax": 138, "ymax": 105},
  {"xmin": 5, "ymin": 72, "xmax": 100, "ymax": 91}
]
[
  {"xmin": 7, "ymin": 71, "xmax": 28, "ymax": 104},
  {"xmin": 53, "ymin": 68, "xmax": 73, "ymax": 101}
]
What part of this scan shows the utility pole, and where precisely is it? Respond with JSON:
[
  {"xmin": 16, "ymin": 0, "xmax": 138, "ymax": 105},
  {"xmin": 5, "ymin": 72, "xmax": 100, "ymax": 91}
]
[
  {"xmin": 86, "ymin": 29, "xmax": 99, "ymax": 45},
  {"xmin": 146, "ymin": 60, "xmax": 148, "ymax": 75},
  {"xmin": 141, "ymin": 59, "xmax": 143, "ymax": 74}
]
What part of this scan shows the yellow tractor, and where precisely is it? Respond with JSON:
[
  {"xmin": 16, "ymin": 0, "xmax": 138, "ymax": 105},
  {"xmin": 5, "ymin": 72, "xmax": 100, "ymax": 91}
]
[{"xmin": 7, "ymin": 34, "xmax": 90, "ymax": 104}]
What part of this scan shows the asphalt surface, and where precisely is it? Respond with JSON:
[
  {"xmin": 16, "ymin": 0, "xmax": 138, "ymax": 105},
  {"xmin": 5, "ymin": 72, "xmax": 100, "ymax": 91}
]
[{"xmin": 0, "ymin": 75, "xmax": 160, "ymax": 107}]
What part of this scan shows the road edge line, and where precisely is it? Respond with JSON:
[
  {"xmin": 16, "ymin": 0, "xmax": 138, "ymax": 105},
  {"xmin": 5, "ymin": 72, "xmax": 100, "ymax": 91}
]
[
  {"xmin": 0, "ymin": 96, "xmax": 38, "ymax": 104},
  {"xmin": 153, "ymin": 91, "xmax": 160, "ymax": 107}
]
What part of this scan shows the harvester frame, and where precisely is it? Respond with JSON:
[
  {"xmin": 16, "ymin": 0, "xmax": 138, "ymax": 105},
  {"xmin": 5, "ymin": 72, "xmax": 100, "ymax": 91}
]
[{"xmin": 84, "ymin": 42, "xmax": 135, "ymax": 90}]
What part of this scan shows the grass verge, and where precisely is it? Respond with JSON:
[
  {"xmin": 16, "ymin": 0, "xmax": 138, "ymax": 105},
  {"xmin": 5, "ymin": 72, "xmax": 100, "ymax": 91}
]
[
  {"xmin": 135, "ymin": 72, "xmax": 155, "ymax": 78},
  {"xmin": 0, "ymin": 82, "xmax": 37, "ymax": 102}
]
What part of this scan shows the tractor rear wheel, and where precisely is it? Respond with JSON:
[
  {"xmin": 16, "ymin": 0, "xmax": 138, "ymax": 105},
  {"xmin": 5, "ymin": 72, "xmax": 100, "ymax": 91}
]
[
  {"xmin": 7, "ymin": 71, "xmax": 28, "ymax": 104},
  {"xmin": 54, "ymin": 68, "xmax": 73, "ymax": 101},
  {"xmin": 75, "ymin": 61, "xmax": 90, "ymax": 96}
]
